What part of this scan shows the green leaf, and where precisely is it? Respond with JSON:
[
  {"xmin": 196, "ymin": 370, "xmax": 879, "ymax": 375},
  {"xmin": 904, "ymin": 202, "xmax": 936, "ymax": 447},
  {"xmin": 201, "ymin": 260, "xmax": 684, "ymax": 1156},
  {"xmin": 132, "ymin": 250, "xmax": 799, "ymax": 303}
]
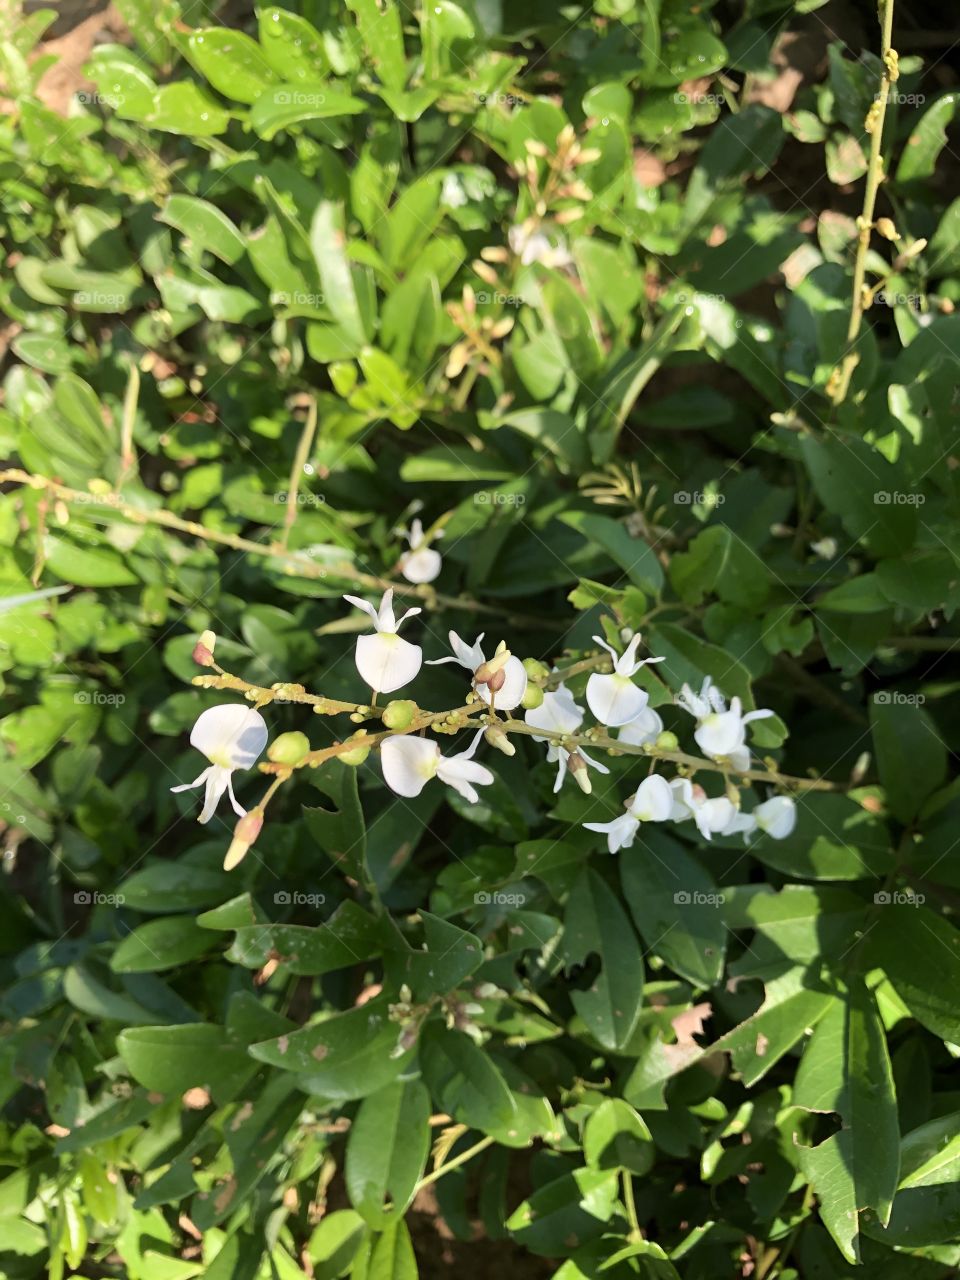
[
  {"xmin": 713, "ymin": 972, "xmax": 837, "ymax": 1086},
  {"xmin": 187, "ymin": 28, "xmax": 278, "ymax": 104},
  {"xmin": 345, "ymin": 1080, "xmax": 430, "ymax": 1227},
  {"xmin": 346, "ymin": 0, "xmax": 406, "ymax": 91},
  {"xmin": 864, "ymin": 1112, "xmax": 960, "ymax": 1247},
  {"xmin": 227, "ymin": 904, "xmax": 386, "ymax": 976},
  {"xmin": 620, "ymin": 830, "xmax": 727, "ymax": 986},
  {"xmin": 865, "ymin": 904, "xmax": 960, "ymax": 1043},
  {"xmin": 506, "ymin": 1167, "xmax": 619, "ymax": 1255},
  {"xmin": 304, "ymin": 762, "xmax": 369, "ymax": 884},
  {"xmin": 558, "ymin": 511, "xmax": 664, "ymax": 595},
  {"xmin": 793, "ymin": 979, "xmax": 900, "ymax": 1263},
  {"xmin": 158, "ymin": 195, "xmax": 245, "ymax": 265},
  {"xmin": 800, "ymin": 434, "xmax": 917, "ymax": 559},
  {"xmin": 748, "ymin": 793, "xmax": 893, "ymax": 881},
  {"xmin": 896, "ymin": 93, "xmax": 960, "ymax": 183},
  {"xmin": 258, "ymin": 7, "xmax": 331, "ymax": 81},
  {"xmin": 250, "ymin": 995, "xmax": 412, "ymax": 1099},
  {"xmin": 419, "ymin": 1027, "xmax": 516, "ymax": 1131},
  {"xmin": 366, "ymin": 1220, "xmax": 418, "ymax": 1280},
  {"xmin": 870, "ymin": 697, "xmax": 946, "ymax": 823},
  {"xmin": 310, "ymin": 201, "xmax": 368, "ymax": 349},
  {"xmin": 682, "ymin": 106, "xmax": 783, "ymax": 231},
  {"xmin": 117, "ymin": 1024, "xmax": 255, "ymax": 1102},
  {"xmin": 43, "ymin": 537, "xmax": 138, "ymax": 588},
  {"xmin": 250, "ymin": 83, "xmax": 366, "ymax": 140},
  {"xmin": 670, "ymin": 524, "xmax": 770, "ymax": 608},
  {"xmin": 110, "ymin": 916, "xmax": 213, "ymax": 973},
  {"xmin": 146, "ymin": 82, "xmax": 231, "ymax": 135},
  {"xmin": 561, "ymin": 869, "xmax": 644, "ymax": 1051},
  {"xmin": 583, "ymin": 1099, "xmax": 654, "ymax": 1175}
]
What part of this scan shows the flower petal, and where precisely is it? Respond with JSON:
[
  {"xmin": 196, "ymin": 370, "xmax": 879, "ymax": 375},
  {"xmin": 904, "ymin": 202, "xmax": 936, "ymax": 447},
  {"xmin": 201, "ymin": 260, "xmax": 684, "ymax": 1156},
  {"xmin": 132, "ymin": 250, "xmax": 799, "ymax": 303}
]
[
  {"xmin": 400, "ymin": 547, "xmax": 442, "ymax": 584},
  {"xmin": 584, "ymin": 813, "xmax": 639, "ymax": 854},
  {"xmin": 198, "ymin": 765, "xmax": 232, "ymax": 824},
  {"xmin": 437, "ymin": 754, "xmax": 494, "ymax": 803},
  {"xmin": 631, "ymin": 774, "xmax": 673, "ymax": 822},
  {"xmin": 381, "ymin": 736, "xmax": 438, "ymax": 797},
  {"xmin": 525, "ymin": 685, "xmax": 583, "ymax": 737},
  {"xmin": 754, "ymin": 796, "xmax": 796, "ymax": 839},
  {"xmin": 355, "ymin": 633, "xmax": 423, "ymax": 694},
  {"xmin": 586, "ymin": 673, "xmax": 648, "ymax": 727},
  {"xmin": 190, "ymin": 704, "xmax": 268, "ymax": 770},
  {"xmin": 618, "ymin": 707, "xmax": 663, "ymax": 747}
]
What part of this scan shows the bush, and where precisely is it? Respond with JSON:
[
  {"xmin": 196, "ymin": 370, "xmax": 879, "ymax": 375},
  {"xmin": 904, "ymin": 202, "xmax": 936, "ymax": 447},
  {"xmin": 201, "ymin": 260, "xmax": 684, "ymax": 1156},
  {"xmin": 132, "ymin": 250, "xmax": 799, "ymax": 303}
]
[{"xmin": 1, "ymin": 0, "xmax": 959, "ymax": 1276}]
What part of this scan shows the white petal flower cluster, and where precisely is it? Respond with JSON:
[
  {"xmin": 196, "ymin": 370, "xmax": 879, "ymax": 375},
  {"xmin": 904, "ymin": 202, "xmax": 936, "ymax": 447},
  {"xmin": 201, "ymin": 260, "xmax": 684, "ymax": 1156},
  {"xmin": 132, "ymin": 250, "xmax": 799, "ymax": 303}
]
[
  {"xmin": 398, "ymin": 519, "xmax": 442, "ymax": 585},
  {"xmin": 170, "ymin": 703, "xmax": 268, "ymax": 824},
  {"xmin": 428, "ymin": 630, "xmax": 527, "ymax": 711},
  {"xmin": 381, "ymin": 728, "xmax": 493, "ymax": 803},
  {"xmin": 344, "ymin": 589, "xmax": 423, "ymax": 694},
  {"xmin": 676, "ymin": 676, "xmax": 774, "ymax": 772}
]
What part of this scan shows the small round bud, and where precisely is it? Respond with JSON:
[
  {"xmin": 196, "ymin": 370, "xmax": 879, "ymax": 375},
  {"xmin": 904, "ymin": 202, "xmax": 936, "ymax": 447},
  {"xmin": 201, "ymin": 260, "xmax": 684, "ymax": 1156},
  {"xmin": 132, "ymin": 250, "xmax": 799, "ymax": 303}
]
[
  {"xmin": 521, "ymin": 683, "xmax": 544, "ymax": 710},
  {"xmin": 655, "ymin": 731, "xmax": 679, "ymax": 753},
  {"xmin": 340, "ymin": 732, "xmax": 371, "ymax": 767},
  {"xmin": 382, "ymin": 699, "xmax": 417, "ymax": 731},
  {"xmin": 568, "ymin": 752, "xmax": 592, "ymax": 795},
  {"xmin": 875, "ymin": 216, "xmax": 898, "ymax": 241},
  {"xmin": 267, "ymin": 731, "xmax": 310, "ymax": 766},
  {"xmin": 192, "ymin": 629, "xmax": 217, "ymax": 667},
  {"xmin": 522, "ymin": 658, "xmax": 550, "ymax": 684}
]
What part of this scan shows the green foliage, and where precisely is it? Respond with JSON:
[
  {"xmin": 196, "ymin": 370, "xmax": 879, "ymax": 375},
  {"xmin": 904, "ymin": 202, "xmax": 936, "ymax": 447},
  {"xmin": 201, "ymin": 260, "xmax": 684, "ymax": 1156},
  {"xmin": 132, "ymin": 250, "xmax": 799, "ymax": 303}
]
[{"xmin": 1, "ymin": 0, "xmax": 960, "ymax": 1277}]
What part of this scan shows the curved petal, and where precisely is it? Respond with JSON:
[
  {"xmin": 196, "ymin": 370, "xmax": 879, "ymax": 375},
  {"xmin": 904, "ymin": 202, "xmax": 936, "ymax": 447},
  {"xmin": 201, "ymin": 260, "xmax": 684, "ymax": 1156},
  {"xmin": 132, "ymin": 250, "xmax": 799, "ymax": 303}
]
[
  {"xmin": 400, "ymin": 547, "xmax": 442, "ymax": 584},
  {"xmin": 676, "ymin": 683, "xmax": 708, "ymax": 720},
  {"xmin": 618, "ymin": 707, "xmax": 663, "ymax": 747},
  {"xmin": 694, "ymin": 711, "xmax": 745, "ymax": 759},
  {"xmin": 380, "ymin": 736, "xmax": 438, "ymax": 797},
  {"xmin": 343, "ymin": 593, "xmax": 380, "ymax": 625},
  {"xmin": 669, "ymin": 776, "xmax": 697, "ymax": 821},
  {"xmin": 525, "ymin": 686, "xmax": 583, "ymax": 738},
  {"xmin": 225, "ymin": 772, "xmax": 247, "ymax": 819},
  {"xmin": 577, "ymin": 747, "xmax": 610, "ymax": 777},
  {"xmin": 586, "ymin": 673, "xmax": 648, "ymax": 728},
  {"xmin": 355, "ymin": 633, "xmax": 423, "ymax": 694},
  {"xmin": 190, "ymin": 704, "xmax": 268, "ymax": 770},
  {"xmin": 584, "ymin": 813, "xmax": 639, "ymax": 854},
  {"xmin": 615, "ymin": 633, "xmax": 643, "ymax": 675},
  {"xmin": 451, "ymin": 631, "xmax": 485, "ymax": 668},
  {"xmin": 631, "ymin": 774, "xmax": 674, "ymax": 822},
  {"xmin": 408, "ymin": 517, "xmax": 425, "ymax": 549},
  {"xmin": 754, "ymin": 796, "xmax": 796, "ymax": 839},
  {"xmin": 198, "ymin": 765, "xmax": 232, "ymax": 824},
  {"xmin": 478, "ymin": 655, "xmax": 527, "ymax": 711},
  {"xmin": 437, "ymin": 755, "xmax": 494, "ymax": 803},
  {"xmin": 171, "ymin": 767, "xmax": 212, "ymax": 794},
  {"xmin": 376, "ymin": 589, "xmax": 398, "ymax": 632}
]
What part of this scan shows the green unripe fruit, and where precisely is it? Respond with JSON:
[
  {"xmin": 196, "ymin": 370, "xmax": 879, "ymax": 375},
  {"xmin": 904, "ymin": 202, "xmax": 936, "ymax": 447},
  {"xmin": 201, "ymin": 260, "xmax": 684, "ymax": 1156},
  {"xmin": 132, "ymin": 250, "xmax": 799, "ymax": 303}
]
[
  {"xmin": 655, "ymin": 730, "xmax": 679, "ymax": 753},
  {"xmin": 382, "ymin": 699, "xmax": 417, "ymax": 731},
  {"xmin": 267, "ymin": 731, "xmax": 310, "ymax": 766},
  {"xmin": 521, "ymin": 683, "xmax": 545, "ymax": 710},
  {"xmin": 522, "ymin": 658, "xmax": 550, "ymax": 684},
  {"xmin": 340, "ymin": 732, "xmax": 371, "ymax": 767}
]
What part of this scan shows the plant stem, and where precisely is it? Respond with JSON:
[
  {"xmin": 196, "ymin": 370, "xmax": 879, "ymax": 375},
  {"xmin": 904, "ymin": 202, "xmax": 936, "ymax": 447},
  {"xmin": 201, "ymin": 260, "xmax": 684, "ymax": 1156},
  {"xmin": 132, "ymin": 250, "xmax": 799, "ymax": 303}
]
[
  {"xmin": 415, "ymin": 1135, "xmax": 495, "ymax": 1190},
  {"xmin": 279, "ymin": 397, "xmax": 318, "ymax": 550},
  {"xmin": 829, "ymin": 0, "xmax": 897, "ymax": 404},
  {"xmin": 622, "ymin": 1170, "xmax": 642, "ymax": 1242}
]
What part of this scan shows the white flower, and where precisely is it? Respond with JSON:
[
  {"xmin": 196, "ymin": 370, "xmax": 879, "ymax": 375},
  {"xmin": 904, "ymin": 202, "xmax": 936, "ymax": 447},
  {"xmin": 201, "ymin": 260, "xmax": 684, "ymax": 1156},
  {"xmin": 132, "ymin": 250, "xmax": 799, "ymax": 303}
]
[
  {"xmin": 440, "ymin": 173, "xmax": 468, "ymax": 208},
  {"xmin": 676, "ymin": 678, "xmax": 773, "ymax": 761},
  {"xmin": 381, "ymin": 729, "xmax": 493, "ymax": 803},
  {"xmin": 618, "ymin": 706, "xmax": 663, "ymax": 747},
  {"xmin": 524, "ymin": 684, "xmax": 610, "ymax": 792},
  {"xmin": 427, "ymin": 630, "xmax": 527, "ymax": 711},
  {"xmin": 584, "ymin": 774, "xmax": 673, "ymax": 853},
  {"xmin": 508, "ymin": 222, "xmax": 573, "ymax": 268},
  {"xmin": 344, "ymin": 589, "xmax": 423, "ymax": 694},
  {"xmin": 669, "ymin": 777, "xmax": 750, "ymax": 841},
  {"xmin": 811, "ymin": 537, "xmax": 838, "ymax": 560},
  {"xmin": 170, "ymin": 703, "xmax": 268, "ymax": 824},
  {"xmin": 586, "ymin": 633, "xmax": 665, "ymax": 727},
  {"xmin": 752, "ymin": 795, "xmax": 797, "ymax": 839},
  {"xmin": 399, "ymin": 519, "xmax": 442, "ymax": 585}
]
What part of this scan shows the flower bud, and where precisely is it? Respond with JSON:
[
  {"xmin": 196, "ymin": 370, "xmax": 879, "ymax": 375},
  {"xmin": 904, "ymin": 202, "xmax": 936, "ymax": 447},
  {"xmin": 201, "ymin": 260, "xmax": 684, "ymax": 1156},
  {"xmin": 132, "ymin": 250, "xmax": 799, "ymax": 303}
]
[
  {"xmin": 339, "ymin": 731, "xmax": 370, "ymax": 766},
  {"xmin": 521, "ymin": 683, "xmax": 544, "ymax": 710},
  {"xmin": 192, "ymin": 629, "xmax": 216, "ymax": 667},
  {"xmin": 224, "ymin": 807, "xmax": 263, "ymax": 871},
  {"xmin": 568, "ymin": 752, "xmax": 592, "ymax": 795},
  {"xmin": 267, "ymin": 731, "xmax": 310, "ymax": 766},
  {"xmin": 655, "ymin": 731, "xmax": 679, "ymax": 753},
  {"xmin": 484, "ymin": 726, "xmax": 516, "ymax": 757},
  {"xmin": 875, "ymin": 216, "xmax": 898, "ymax": 241},
  {"xmin": 382, "ymin": 699, "xmax": 417, "ymax": 731},
  {"xmin": 522, "ymin": 658, "xmax": 550, "ymax": 684},
  {"xmin": 475, "ymin": 646, "xmax": 512, "ymax": 687}
]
